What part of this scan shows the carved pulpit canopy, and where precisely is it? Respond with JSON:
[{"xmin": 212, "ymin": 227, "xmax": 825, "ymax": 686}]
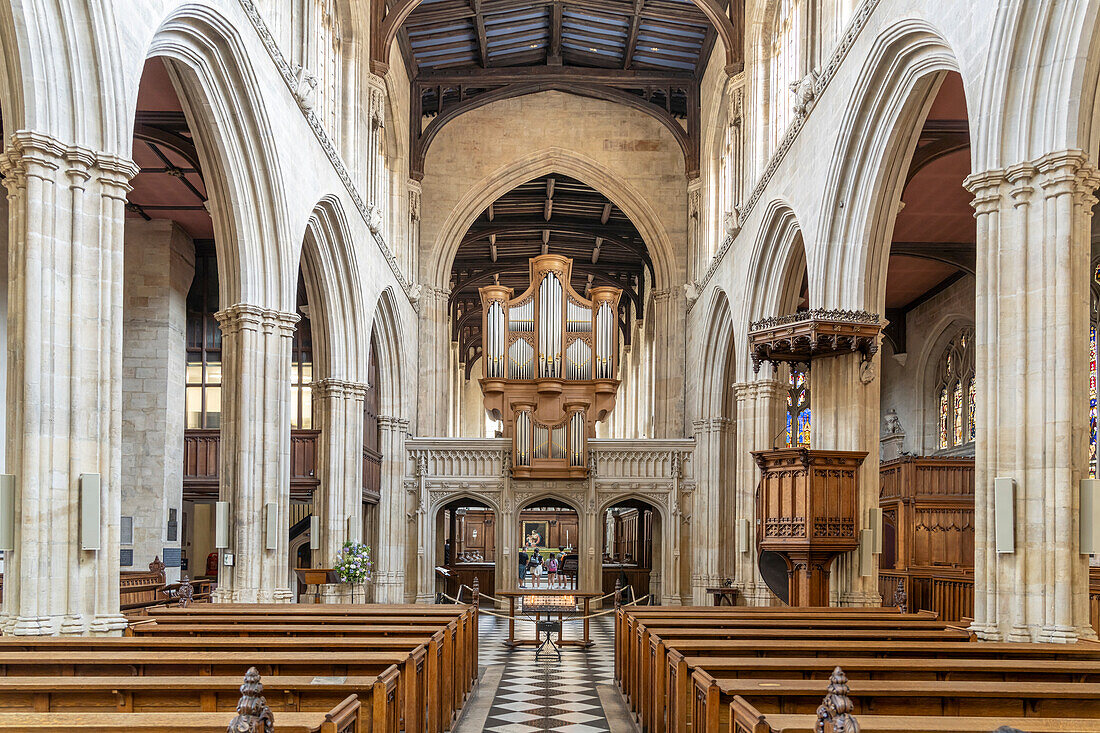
[
  {"xmin": 749, "ymin": 309, "xmax": 881, "ymax": 374},
  {"xmin": 479, "ymin": 255, "xmax": 622, "ymax": 479}
]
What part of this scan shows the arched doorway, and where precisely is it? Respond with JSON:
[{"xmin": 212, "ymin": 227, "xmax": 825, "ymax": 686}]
[
  {"xmin": 517, "ymin": 498, "xmax": 579, "ymax": 590},
  {"xmin": 601, "ymin": 499, "xmax": 661, "ymax": 602},
  {"xmin": 436, "ymin": 497, "xmax": 496, "ymax": 604}
]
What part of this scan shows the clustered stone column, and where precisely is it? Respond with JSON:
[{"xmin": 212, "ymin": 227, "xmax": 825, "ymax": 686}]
[
  {"xmin": 417, "ymin": 286, "xmax": 451, "ymax": 437},
  {"xmin": 965, "ymin": 152, "xmax": 1100, "ymax": 642},
  {"xmin": 651, "ymin": 288, "xmax": 687, "ymax": 438},
  {"xmin": 733, "ymin": 378, "xmax": 787, "ymax": 605},
  {"xmin": 375, "ymin": 415, "xmax": 410, "ymax": 602},
  {"xmin": 212, "ymin": 305, "xmax": 299, "ymax": 603},
  {"xmin": 691, "ymin": 417, "xmax": 732, "ymax": 603},
  {"xmin": 809, "ymin": 352, "xmax": 882, "ymax": 606},
  {"xmin": 311, "ymin": 379, "xmax": 368, "ymax": 575},
  {"xmin": 0, "ymin": 133, "xmax": 137, "ymax": 635}
]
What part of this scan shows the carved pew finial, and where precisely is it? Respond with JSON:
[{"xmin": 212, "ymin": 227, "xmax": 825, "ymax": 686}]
[
  {"xmin": 892, "ymin": 579, "xmax": 907, "ymax": 612},
  {"xmin": 227, "ymin": 667, "xmax": 274, "ymax": 733},
  {"xmin": 614, "ymin": 578, "xmax": 622, "ymax": 610},
  {"xmin": 815, "ymin": 666, "xmax": 860, "ymax": 733},
  {"xmin": 179, "ymin": 574, "xmax": 195, "ymax": 608}
]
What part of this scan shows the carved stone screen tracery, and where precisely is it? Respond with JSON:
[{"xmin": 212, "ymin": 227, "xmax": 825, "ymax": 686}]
[{"xmin": 480, "ymin": 255, "xmax": 622, "ymax": 479}]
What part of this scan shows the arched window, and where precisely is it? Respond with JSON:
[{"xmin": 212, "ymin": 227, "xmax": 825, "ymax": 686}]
[
  {"xmin": 290, "ymin": 275, "xmax": 313, "ymax": 430},
  {"xmin": 769, "ymin": 0, "xmax": 801, "ymax": 150},
  {"xmin": 185, "ymin": 242, "xmax": 221, "ymax": 430},
  {"xmin": 936, "ymin": 328, "xmax": 974, "ymax": 451},
  {"xmin": 786, "ymin": 366, "xmax": 810, "ymax": 446}
]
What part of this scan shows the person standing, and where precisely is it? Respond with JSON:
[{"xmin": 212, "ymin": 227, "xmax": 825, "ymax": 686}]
[
  {"xmin": 518, "ymin": 549, "xmax": 529, "ymax": 587},
  {"xmin": 546, "ymin": 553, "xmax": 559, "ymax": 589},
  {"xmin": 529, "ymin": 550, "xmax": 543, "ymax": 588}
]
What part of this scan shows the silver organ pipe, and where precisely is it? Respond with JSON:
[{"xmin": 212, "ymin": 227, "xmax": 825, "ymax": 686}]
[
  {"xmin": 567, "ymin": 339, "xmax": 591, "ymax": 380},
  {"xmin": 486, "ymin": 301, "xmax": 505, "ymax": 378},
  {"xmin": 550, "ymin": 424, "xmax": 565, "ymax": 460},
  {"xmin": 509, "ymin": 338, "xmax": 533, "ymax": 380},
  {"xmin": 595, "ymin": 302, "xmax": 614, "ymax": 379},
  {"xmin": 516, "ymin": 410, "xmax": 531, "ymax": 466},
  {"xmin": 534, "ymin": 423, "xmax": 549, "ymax": 460}
]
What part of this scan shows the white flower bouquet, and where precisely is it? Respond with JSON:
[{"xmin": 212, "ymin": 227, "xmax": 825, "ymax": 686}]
[{"xmin": 334, "ymin": 541, "xmax": 373, "ymax": 584}]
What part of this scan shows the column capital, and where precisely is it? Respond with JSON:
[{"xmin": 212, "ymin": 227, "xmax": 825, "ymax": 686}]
[
  {"xmin": 1, "ymin": 131, "xmax": 138, "ymax": 189},
  {"xmin": 313, "ymin": 378, "xmax": 369, "ymax": 400},
  {"xmin": 692, "ymin": 417, "xmax": 731, "ymax": 434},
  {"xmin": 215, "ymin": 304, "xmax": 300, "ymax": 335},
  {"xmin": 734, "ymin": 378, "xmax": 786, "ymax": 401},
  {"xmin": 378, "ymin": 415, "xmax": 410, "ymax": 433}
]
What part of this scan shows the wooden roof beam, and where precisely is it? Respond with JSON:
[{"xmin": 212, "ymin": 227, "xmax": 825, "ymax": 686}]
[
  {"xmin": 623, "ymin": 0, "xmax": 645, "ymax": 68},
  {"xmin": 549, "ymin": 1, "xmax": 564, "ymax": 65},
  {"xmin": 471, "ymin": 0, "xmax": 490, "ymax": 67}
]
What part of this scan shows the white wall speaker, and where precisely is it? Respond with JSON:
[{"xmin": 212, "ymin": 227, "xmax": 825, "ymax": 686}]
[
  {"xmin": 264, "ymin": 502, "xmax": 278, "ymax": 551},
  {"xmin": 215, "ymin": 501, "xmax": 230, "ymax": 549},
  {"xmin": 347, "ymin": 515, "xmax": 359, "ymax": 544},
  {"xmin": 737, "ymin": 518, "xmax": 749, "ymax": 554},
  {"xmin": 79, "ymin": 473, "xmax": 101, "ymax": 551},
  {"xmin": 859, "ymin": 528, "xmax": 874, "ymax": 576},
  {"xmin": 994, "ymin": 476, "xmax": 1016, "ymax": 554},
  {"xmin": 867, "ymin": 507, "xmax": 883, "ymax": 554},
  {"xmin": 1081, "ymin": 479, "xmax": 1100, "ymax": 554},
  {"xmin": 310, "ymin": 515, "xmax": 320, "ymax": 550},
  {"xmin": 0, "ymin": 474, "xmax": 15, "ymax": 551}
]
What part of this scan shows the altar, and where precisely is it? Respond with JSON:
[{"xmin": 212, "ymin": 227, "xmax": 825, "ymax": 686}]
[{"xmin": 498, "ymin": 590, "xmax": 603, "ymax": 648}]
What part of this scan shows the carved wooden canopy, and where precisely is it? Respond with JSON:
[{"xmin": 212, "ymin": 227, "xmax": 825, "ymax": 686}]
[{"xmin": 748, "ymin": 309, "xmax": 882, "ymax": 373}]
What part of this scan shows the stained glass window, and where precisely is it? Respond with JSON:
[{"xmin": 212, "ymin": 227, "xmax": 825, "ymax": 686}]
[
  {"xmin": 1091, "ymin": 325, "xmax": 1097, "ymax": 478},
  {"xmin": 936, "ymin": 328, "xmax": 975, "ymax": 451},
  {"xmin": 939, "ymin": 389, "xmax": 949, "ymax": 449},
  {"xmin": 968, "ymin": 378, "xmax": 976, "ymax": 442},
  {"xmin": 786, "ymin": 368, "xmax": 811, "ymax": 446}
]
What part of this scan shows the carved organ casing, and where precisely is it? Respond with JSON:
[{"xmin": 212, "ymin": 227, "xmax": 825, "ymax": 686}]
[{"xmin": 480, "ymin": 255, "xmax": 622, "ymax": 479}]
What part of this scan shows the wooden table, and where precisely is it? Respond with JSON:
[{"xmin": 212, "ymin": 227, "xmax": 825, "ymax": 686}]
[
  {"xmin": 498, "ymin": 590, "xmax": 603, "ymax": 648},
  {"xmin": 705, "ymin": 587, "xmax": 740, "ymax": 606}
]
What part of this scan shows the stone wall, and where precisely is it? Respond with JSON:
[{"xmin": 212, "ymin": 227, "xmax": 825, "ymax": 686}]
[{"xmin": 121, "ymin": 219, "xmax": 195, "ymax": 583}]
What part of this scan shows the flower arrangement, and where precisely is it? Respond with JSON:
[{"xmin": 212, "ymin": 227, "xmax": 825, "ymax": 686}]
[{"xmin": 334, "ymin": 541, "xmax": 373, "ymax": 584}]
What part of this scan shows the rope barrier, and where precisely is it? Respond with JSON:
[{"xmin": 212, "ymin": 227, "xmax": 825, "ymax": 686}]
[{"xmin": 442, "ymin": 591, "xmax": 653, "ymax": 622}]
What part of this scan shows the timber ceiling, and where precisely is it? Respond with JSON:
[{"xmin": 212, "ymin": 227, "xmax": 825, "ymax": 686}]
[
  {"xmin": 450, "ymin": 173, "xmax": 649, "ymax": 376},
  {"xmin": 393, "ymin": 0, "xmax": 743, "ymax": 180}
]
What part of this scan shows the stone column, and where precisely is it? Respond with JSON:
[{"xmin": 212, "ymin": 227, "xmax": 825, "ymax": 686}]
[
  {"xmin": 652, "ymin": 288, "xmax": 687, "ymax": 438},
  {"xmin": 375, "ymin": 415, "xmax": 409, "ymax": 602},
  {"xmin": 965, "ymin": 153, "xmax": 1100, "ymax": 642},
  {"xmin": 121, "ymin": 219, "xmax": 195, "ymax": 584},
  {"xmin": 212, "ymin": 305, "xmax": 299, "ymax": 604},
  {"xmin": 733, "ymin": 378, "xmax": 786, "ymax": 605},
  {"xmin": 0, "ymin": 133, "xmax": 137, "ymax": 635},
  {"xmin": 810, "ymin": 352, "xmax": 881, "ymax": 606},
  {"xmin": 416, "ymin": 286, "xmax": 450, "ymax": 437},
  {"xmin": 690, "ymin": 418, "xmax": 731, "ymax": 603},
  {"xmin": 311, "ymin": 379, "xmax": 368, "ymax": 573}
]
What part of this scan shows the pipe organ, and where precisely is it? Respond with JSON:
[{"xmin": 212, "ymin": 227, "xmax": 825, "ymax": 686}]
[{"xmin": 480, "ymin": 255, "xmax": 622, "ymax": 479}]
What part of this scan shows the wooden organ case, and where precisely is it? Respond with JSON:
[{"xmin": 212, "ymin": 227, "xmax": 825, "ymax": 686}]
[{"xmin": 479, "ymin": 255, "xmax": 622, "ymax": 479}]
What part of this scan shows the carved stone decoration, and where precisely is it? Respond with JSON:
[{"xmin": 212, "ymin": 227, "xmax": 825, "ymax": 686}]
[
  {"xmin": 790, "ymin": 70, "xmax": 819, "ymax": 119},
  {"xmin": 749, "ymin": 309, "xmax": 882, "ymax": 373},
  {"xmin": 227, "ymin": 667, "xmax": 274, "ymax": 733},
  {"xmin": 815, "ymin": 667, "xmax": 860, "ymax": 733},
  {"xmin": 291, "ymin": 64, "xmax": 319, "ymax": 111}
]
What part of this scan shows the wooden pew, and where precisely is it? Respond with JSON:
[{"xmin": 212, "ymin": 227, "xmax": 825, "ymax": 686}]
[
  {"xmin": 0, "ymin": 673, "xmax": 393, "ymax": 731},
  {"xmin": 694, "ymin": 669, "xmax": 1100, "ymax": 732}
]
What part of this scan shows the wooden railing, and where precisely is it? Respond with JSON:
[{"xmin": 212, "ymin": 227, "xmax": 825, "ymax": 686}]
[
  {"xmin": 184, "ymin": 429, "xmax": 320, "ymax": 501},
  {"xmin": 878, "ymin": 568, "xmax": 973, "ymax": 622}
]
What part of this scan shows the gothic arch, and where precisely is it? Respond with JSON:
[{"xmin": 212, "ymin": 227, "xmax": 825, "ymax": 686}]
[
  {"xmin": 975, "ymin": 0, "xmax": 1100, "ymax": 171},
  {"xmin": 370, "ymin": 287, "xmax": 409, "ymax": 418},
  {"xmin": 145, "ymin": 5, "xmax": 295, "ymax": 312},
  {"xmin": 815, "ymin": 21, "xmax": 961, "ymax": 311},
  {"xmin": 698, "ymin": 287, "xmax": 737, "ymax": 420},
  {"xmin": 301, "ymin": 196, "xmax": 370, "ymax": 384},
  {"xmin": 429, "ymin": 490, "xmax": 502, "ymax": 519},
  {"xmin": 914, "ymin": 315, "xmax": 976, "ymax": 454},
  {"xmin": 428, "ymin": 147, "xmax": 678, "ymax": 290}
]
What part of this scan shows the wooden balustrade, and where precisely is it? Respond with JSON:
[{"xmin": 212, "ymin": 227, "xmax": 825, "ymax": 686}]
[
  {"xmin": 184, "ymin": 429, "xmax": 321, "ymax": 501},
  {"xmin": 363, "ymin": 447, "xmax": 382, "ymax": 503}
]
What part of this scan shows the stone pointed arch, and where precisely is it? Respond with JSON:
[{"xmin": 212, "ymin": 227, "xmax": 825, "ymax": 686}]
[
  {"xmin": 145, "ymin": 5, "xmax": 295, "ymax": 312},
  {"xmin": 301, "ymin": 196, "xmax": 370, "ymax": 384},
  {"xmin": 698, "ymin": 287, "xmax": 736, "ymax": 421},
  {"xmin": 370, "ymin": 286, "xmax": 410, "ymax": 418},
  {"xmin": 975, "ymin": 0, "xmax": 1100, "ymax": 171},
  {"xmin": 429, "ymin": 147, "xmax": 678, "ymax": 290},
  {"xmin": 814, "ymin": 21, "xmax": 960, "ymax": 311}
]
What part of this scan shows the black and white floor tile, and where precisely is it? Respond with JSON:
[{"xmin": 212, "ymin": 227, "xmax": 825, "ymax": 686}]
[{"xmin": 477, "ymin": 609, "xmax": 618, "ymax": 732}]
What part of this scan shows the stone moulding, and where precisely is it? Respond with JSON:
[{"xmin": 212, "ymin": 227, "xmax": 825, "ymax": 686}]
[
  {"xmin": 235, "ymin": 0, "xmax": 412, "ymax": 300},
  {"xmin": 748, "ymin": 309, "xmax": 881, "ymax": 373},
  {"xmin": 688, "ymin": 0, "xmax": 882, "ymax": 309}
]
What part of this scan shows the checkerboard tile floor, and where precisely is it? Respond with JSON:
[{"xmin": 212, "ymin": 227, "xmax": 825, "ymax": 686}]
[{"xmin": 477, "ymin": 610, "xmax": 617, "ymax": 731}]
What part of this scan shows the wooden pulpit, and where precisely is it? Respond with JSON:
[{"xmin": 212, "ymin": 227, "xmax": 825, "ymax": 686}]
[{"xmin": 752, "ymin": 448, "xmax": 867, "ymax": 606}]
